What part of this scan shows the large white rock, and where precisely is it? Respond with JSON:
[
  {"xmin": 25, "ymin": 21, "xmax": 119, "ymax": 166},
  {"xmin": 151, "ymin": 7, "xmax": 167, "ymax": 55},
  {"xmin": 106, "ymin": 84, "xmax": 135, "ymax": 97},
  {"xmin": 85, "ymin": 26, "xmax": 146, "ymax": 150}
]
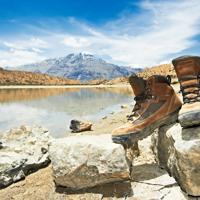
[
  {"xmin": 0, "ymin": 126, "xmax": 52, "ymax": 188},
  {"xmin": 151, "ymin": 123, "xmax": 200, "ymax": 196},
  {"xmin": 49, "ymin": 134, "xmax": 130, "ymax": 190}
]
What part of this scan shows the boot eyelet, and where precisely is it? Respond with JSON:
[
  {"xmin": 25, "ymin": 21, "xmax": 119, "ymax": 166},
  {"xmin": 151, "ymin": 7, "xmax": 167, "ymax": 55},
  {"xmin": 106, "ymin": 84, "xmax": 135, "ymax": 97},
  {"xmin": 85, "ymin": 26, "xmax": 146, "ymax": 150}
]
[{"xmin": 152, "ymin": 95, "xmax": 159, "ymax": 101}]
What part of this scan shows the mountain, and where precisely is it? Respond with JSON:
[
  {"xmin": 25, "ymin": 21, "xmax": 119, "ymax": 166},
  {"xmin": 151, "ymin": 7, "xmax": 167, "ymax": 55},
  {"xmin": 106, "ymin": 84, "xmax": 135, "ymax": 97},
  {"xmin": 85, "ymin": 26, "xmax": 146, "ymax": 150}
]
[
  {"xmin": 14, "ymin": 53, "xmax": 141, "ymax": 81},
  {"xmin": 0, "ymin": 68, "xmax": 80, "ymax": 85}
]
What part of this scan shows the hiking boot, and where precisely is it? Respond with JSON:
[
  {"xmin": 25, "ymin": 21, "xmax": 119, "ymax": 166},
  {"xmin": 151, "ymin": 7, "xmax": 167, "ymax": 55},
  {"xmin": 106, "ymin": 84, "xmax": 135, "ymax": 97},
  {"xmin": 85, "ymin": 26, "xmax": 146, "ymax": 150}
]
[
  {"xmin": 125, "ymin": 74, "xmax": 147, "ymax": 157},
  {"xmin": 172, "ymin": 55, "xmax": 200, "ymax": 128},
  {"xmin": 112, "ymin": 75, "xmax": 182, "ymax": 146},
  {"xmin": 126, "ymin": 74, "xmax": 147, "ymax": 121}
]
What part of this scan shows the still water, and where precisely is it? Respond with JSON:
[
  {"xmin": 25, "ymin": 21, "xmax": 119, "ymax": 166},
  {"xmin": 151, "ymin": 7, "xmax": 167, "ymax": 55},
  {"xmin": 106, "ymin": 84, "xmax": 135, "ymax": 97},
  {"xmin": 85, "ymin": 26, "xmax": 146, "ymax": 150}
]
[{"xmin": 0, "ymin": 87, "xmax": 133, "ymax": 137}]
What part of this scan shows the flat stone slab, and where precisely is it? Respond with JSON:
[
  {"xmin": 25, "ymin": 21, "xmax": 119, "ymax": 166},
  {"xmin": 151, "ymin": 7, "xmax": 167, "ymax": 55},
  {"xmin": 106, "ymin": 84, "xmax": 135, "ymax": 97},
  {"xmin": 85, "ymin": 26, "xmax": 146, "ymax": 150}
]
[
  {"xmin": 152, "ymin": 123, "xmax": 200, "ymax": 196},
  {"xmin": 49, "ymin": 134, "xmax": 130, "ymax": 190},
  {"xmin": 0, "ymin": 126, "xmax": 52, "ymax": 188}
]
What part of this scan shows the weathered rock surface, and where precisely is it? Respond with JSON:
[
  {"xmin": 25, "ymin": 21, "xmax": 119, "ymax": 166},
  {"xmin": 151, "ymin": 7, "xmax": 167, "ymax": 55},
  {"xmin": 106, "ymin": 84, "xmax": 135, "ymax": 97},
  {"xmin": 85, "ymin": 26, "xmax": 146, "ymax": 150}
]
[
  {"xmin": 49, "ymin": 134, "xmax": 130, "ymax": 190},
  {"xmin": 151, "ymin": 123, "xmax": 200, "ymax": 196},
  {"xmin": 1, "ymin": 136, "xmax": 197, "ymax": 200},
  {"xmin": 0, "ymin": 125, "xmax": 52, "ymax": 188},
  {"xmin": 69, "ymin": 119, "xmax": 92, "ymax": 133}
]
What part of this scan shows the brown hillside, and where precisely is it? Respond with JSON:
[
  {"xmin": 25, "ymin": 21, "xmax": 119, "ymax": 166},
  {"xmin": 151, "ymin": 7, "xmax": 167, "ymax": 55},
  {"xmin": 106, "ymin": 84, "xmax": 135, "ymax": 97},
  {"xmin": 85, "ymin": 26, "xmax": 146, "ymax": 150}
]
[
  {"xmin": 0, "ymin": 68, "xmax": 80, "ymax": 85},
  {"xmin": 86, "ymin": 79, "xmax": 108, "ymax": 85},
  {"xmin": 106, "ymin": 63, "xmax": 178, "ymax": 85},
  {"xmin": 137, "ymin": 63, "xmax": 177, "ymax": 80},
  {"xmin": 106, "ymin": 77, "xmax": 129, "ymax": 85}
]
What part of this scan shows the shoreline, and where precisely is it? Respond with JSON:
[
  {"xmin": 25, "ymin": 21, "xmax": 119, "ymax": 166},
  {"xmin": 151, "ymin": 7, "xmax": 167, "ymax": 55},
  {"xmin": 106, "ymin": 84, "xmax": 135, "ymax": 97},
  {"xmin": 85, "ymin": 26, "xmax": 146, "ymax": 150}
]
[
  {"xmin": 0, "ymin": 84, "xmax": 192, "ymax": 200},
  {"xmin": 0, "ymin": 84, "xmax": 129, "ymax": 89},
  {"xmin": 0, "ymin": 106, "xmax": 189, "ymax": 200}
]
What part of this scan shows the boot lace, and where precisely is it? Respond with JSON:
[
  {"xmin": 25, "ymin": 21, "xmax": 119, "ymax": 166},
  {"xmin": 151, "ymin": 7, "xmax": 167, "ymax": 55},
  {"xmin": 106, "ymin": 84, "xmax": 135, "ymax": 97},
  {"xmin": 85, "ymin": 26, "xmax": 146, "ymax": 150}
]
[
  {"xmin": 127, "ymin": 94, "xmax": 145, "ymax": 121},
  {"xmin": 180, "ymin": 74, "xmax": 200, "ymax": 104},
  {"xmin": 127, "ymin": 87, "xmax": 153, "ymax": 121},
  {"xmin": 127, "ymin": 75, "xmax": 171, "ymax": 121}
]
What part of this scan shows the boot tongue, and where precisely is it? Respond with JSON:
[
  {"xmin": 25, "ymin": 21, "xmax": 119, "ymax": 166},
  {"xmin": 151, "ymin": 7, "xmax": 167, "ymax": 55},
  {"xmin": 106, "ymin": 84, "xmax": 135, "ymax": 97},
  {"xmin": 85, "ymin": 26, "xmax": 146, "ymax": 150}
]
[
  {"xmin": 146, "ymin": 75, "xmax": 172, "ymax": 99},
  {"xmin": 127, "ymin": 75, "xmax": 146, "ymax": 121},
  {"xmin": 129, "ymin": 75, "xmax": 146, "ymax": 96},
  {"xmin": 147, "ymin": 75, "xmax": 171, "ymax": 85}
]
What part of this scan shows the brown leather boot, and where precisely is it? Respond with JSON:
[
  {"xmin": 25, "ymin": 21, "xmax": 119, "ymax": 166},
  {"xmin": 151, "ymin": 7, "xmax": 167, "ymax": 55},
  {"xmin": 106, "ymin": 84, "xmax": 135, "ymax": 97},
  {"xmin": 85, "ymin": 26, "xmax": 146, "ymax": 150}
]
[
  {"xmin": 125, "ymin": 74, "xmax": 147, "ymax": 158},
  {"xmin": 172, "ymin": 55, "xmax": 200, "ymax": 128},
  {"xmin": 112, "ymin": 75, "xmax": 182, "ymax": 146},
  {"xmin": 126, "ymin": 74, "xmax": 147, "ymax": 121}
]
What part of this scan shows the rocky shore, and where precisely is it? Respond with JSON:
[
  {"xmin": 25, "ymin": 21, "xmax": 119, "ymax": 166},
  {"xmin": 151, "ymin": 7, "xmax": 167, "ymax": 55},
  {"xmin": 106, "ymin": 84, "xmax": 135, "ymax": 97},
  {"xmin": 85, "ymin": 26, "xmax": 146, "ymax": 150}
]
[
  {"xmin": 152, "ymin": 123, "xmax": 200, "ymax": 196},
  {"xmin": 0, "ymin": 101, "xmax": 200, "ymax": 199},
  {"xmin": 0, "ymin": 126, "xmax": 51, "ymax": 188}
]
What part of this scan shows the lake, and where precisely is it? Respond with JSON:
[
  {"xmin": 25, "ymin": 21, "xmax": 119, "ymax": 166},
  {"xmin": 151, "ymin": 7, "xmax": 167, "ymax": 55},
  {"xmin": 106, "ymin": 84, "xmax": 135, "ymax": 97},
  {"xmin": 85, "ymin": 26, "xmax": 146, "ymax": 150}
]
[{"xmin": 0, "ymin": 86, "xmax": 133, "ymax": 137}]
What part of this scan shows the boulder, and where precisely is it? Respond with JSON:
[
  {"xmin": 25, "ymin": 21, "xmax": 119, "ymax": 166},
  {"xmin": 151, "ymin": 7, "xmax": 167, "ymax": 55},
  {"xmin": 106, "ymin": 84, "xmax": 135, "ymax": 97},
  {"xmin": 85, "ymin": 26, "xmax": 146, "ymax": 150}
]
[
  {"xmin": 69, "ymin": 120, "xmax": 92, "ymax": 133},
  {"xmin": 151, "ymin": 123, "xmax": 200, "ymax": 196},
  {"xmin": 49, "ymin": 134, "xmax": 130, "ymax": 190},
  {"xmin": 0, "ymin": 125, "xmax": 52, "ymax": 188}
]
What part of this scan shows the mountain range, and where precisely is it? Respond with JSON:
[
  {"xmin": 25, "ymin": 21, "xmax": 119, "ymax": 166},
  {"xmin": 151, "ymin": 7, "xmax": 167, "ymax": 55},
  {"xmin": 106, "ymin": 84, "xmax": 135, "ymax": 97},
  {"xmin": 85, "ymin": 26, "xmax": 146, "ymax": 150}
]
[{"xmin": 13, "ymin": 53, "xmax": 141, "ymax": 81}]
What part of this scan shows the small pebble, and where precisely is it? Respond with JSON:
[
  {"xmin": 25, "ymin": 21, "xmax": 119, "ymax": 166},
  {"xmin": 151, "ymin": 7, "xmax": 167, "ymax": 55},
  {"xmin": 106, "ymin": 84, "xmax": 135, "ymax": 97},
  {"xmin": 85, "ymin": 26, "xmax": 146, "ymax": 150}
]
[
  {"xmin": 0, "ymin": 141, "xmax": 3, "ymax": 149},
  {"xmin": 121, "ymin": 105, "xmax": 128, "ymax": 109}
]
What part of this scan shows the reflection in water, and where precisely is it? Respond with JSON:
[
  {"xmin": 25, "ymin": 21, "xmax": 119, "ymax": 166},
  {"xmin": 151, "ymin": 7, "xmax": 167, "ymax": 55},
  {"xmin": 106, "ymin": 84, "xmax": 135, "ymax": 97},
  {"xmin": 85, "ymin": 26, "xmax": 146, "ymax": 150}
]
[
  {"xmin": 0, "ymin": 87, "xmax": 133, "ymax": 137},
  {"xmin": 0, "ymin": 88, "xmax": 81, "ymax": 103}
]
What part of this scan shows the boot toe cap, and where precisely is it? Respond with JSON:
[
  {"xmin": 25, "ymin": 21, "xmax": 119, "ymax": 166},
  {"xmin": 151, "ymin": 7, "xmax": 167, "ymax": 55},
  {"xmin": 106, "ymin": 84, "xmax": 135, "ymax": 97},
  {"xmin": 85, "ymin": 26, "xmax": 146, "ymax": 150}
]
[
  {"xmin": 111, "ymin": 124, "xmax": 131, "ymax": 137},
  {"xmin": 111, "ymin": 124, "xmax": 134, "ymax": 145}
]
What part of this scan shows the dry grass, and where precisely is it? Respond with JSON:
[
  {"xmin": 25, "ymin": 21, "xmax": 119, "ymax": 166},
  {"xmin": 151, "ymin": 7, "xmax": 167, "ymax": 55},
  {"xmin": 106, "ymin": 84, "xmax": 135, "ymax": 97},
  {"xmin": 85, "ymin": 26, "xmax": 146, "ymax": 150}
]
[
  {"xmin": 0, "ymin": 68, "xmax": 80, "ymax": 85},
  {"xmin": 137, "ymin": 63, "xmax": 177, "ymax": 80}
]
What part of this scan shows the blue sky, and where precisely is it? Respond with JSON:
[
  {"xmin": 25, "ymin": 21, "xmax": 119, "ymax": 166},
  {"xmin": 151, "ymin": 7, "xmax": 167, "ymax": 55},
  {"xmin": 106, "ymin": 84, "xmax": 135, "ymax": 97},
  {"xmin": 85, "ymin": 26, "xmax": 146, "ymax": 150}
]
[
  {"xmin": 0, "ymin": 0, "xmax": 133, "ymax": 24},
  {"xmin": 0, "ymin": 0, "xmax": 200, "ymax": 67}
]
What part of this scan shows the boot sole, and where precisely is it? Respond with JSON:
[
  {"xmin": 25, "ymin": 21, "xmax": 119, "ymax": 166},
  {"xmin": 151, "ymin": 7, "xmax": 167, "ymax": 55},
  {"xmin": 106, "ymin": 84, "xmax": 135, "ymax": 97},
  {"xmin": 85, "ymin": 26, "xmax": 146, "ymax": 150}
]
[{"xmin": 112, "ymin": 110, "xmax": 179, "ymax": 146}]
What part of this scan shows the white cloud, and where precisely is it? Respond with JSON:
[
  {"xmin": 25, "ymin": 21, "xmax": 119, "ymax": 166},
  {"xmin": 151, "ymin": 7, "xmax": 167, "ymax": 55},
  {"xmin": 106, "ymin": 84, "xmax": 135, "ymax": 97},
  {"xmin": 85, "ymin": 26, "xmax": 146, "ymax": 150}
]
[
  {"xmin": 0, "ymin": 49, "xmax": 46, "ymax": 66},
  {"xmin": 3, "ymin": 37, "xmax": 48, "ymax": 50},
  {"xmin": 31, "ymin": 48, "xmax": 44, "ymax": 53},
  {"xmin": 59, "ymin": 0, "xmax": 200, "ymax": 67},
  {"xmin": 29, "ymin": 38, "xmax": 48, "ymax": 48},
  {"xmin": 1, "ymin": 0, "xmax": 200, "ymax": 67},
  {"xmin": 62, "ymin": 36, "xmax": 91, "ymax": 48},
  {"xmin": 0, "ymin": 37, "xmax": 48, "ymax": 66}
]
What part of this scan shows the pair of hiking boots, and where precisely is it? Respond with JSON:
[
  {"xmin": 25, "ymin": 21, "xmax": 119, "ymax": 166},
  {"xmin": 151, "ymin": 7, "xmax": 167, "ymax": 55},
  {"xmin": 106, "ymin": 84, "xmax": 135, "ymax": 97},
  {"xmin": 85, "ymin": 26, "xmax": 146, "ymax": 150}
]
[{"xmin": 112, "ymin": 55, "xmax": 200, "ymax": 147}]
